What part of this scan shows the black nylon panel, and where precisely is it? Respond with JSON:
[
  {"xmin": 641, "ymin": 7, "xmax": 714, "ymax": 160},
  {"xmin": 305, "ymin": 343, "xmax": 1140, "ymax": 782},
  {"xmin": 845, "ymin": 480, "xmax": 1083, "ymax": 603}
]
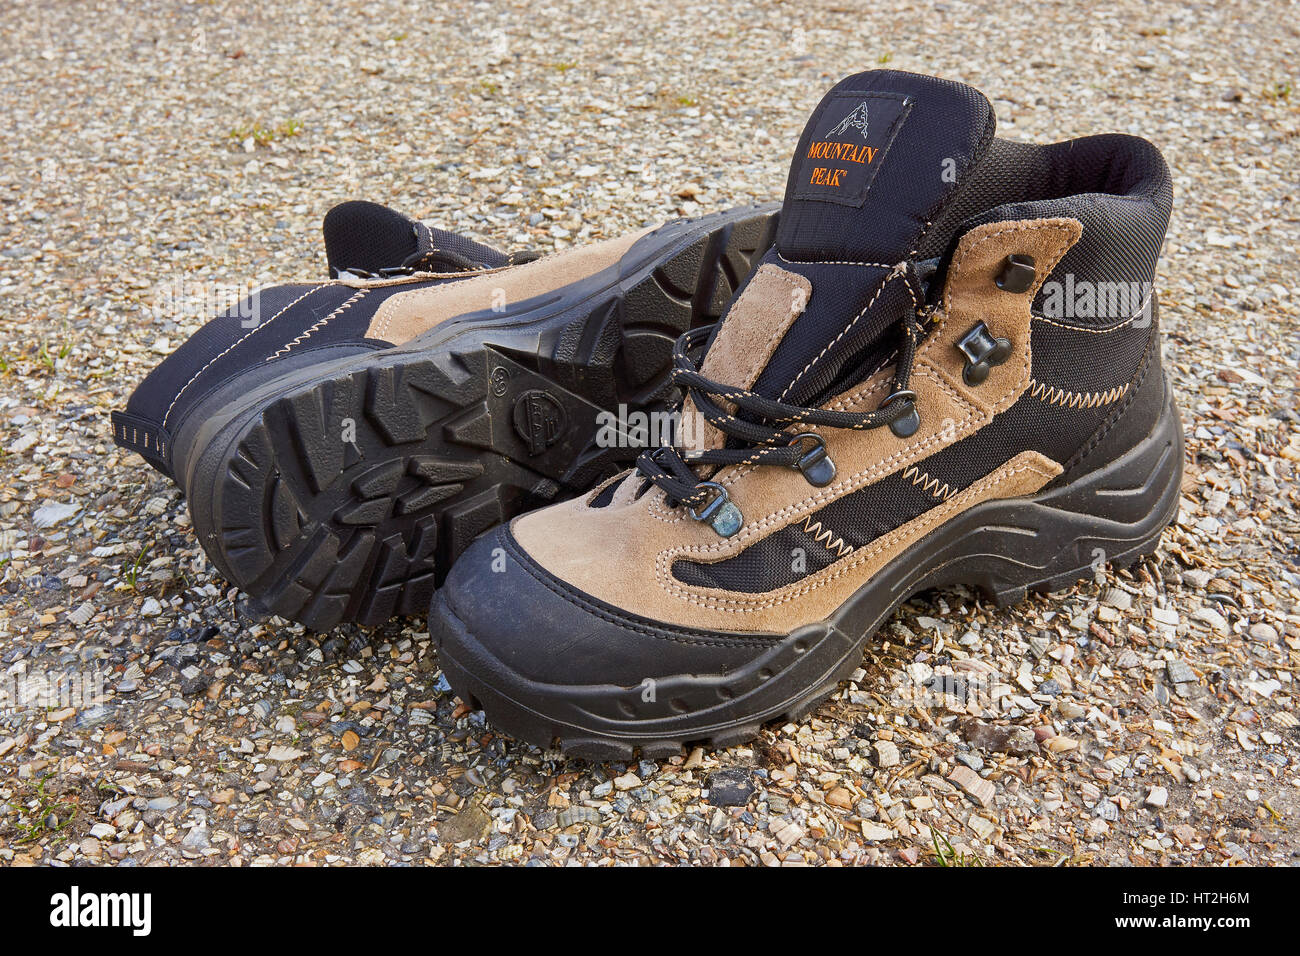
[{"xmin": 672, "ymin": 470, "xmax": 936, "ymax": 592}]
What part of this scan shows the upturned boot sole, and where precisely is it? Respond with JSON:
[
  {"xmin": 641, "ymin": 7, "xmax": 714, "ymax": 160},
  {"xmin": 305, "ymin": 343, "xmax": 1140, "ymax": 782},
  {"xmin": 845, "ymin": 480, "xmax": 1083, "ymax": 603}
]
[{"xmin": 175, "ymin": 205, "xmax": 780, "ymax": 630}]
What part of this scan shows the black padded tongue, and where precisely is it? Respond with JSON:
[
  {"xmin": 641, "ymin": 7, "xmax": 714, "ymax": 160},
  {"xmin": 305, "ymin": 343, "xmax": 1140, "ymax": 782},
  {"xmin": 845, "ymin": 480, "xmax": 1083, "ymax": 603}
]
[
  {"xmin": 776, "ymin": 70, "xmax": 996, "ymax": 264},
  {"xmin": 710, "ymin": 73, "xmax": 999, "ymax": 410},
  {"xmin": 323, "ymin": 200, "xmax": 427, "ymax": 277}
]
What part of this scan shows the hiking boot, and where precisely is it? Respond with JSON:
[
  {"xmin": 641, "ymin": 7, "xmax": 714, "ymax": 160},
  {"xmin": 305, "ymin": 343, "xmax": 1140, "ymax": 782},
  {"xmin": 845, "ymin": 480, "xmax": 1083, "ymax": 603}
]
[
  {"xmin": 431, "ymin": 69, "xmax": 1182, "ymax": 759},
  {"xmin": 113, "ymin": 200, "xmax": 538, "ymax": 481},
  {"xmin": 114, "ymin": 202, "xmax": 780, "ymax": 630}
]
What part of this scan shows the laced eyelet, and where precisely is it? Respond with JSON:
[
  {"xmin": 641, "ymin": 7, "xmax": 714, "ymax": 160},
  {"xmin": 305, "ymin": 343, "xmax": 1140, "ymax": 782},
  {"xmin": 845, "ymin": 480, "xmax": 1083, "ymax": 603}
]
[
  {"xmin": 788, "ymin": 432, "xmax": 836, "ymax": 487},
  {"xmin": 686, "ymin": 481, "xmax": 744, "ymax": 537},
  {"xmin": 881, "ymin": 389, "xmax": 920, "ymax": 438},
  {"xmin": 642, "ymin": 318, "xmax": 933, "ymax": 513}
]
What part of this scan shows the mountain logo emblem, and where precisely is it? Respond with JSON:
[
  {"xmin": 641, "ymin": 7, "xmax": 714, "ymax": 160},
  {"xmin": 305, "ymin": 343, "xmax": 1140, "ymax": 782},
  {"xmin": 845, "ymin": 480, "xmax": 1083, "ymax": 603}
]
[{"xmin": 827, "ymin": 101, "xmax": 871, "ymax": 139}]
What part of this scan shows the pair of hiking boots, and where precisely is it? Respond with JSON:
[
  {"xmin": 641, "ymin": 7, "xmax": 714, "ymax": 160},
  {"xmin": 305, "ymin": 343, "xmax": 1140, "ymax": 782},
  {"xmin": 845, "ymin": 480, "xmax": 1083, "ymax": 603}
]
[{"xmin": 117, "ymin": 70, "xmax": 1181, "ymax": 759}]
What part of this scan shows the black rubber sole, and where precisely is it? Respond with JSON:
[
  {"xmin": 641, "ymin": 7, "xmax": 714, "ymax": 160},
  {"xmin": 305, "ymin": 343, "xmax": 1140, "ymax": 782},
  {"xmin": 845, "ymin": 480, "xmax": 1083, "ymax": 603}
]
[
  {"xmin": 431, "ymin": 393, "xmax": 1185, "ymax": 761},
  {"xmin": 182, "ymin": 205, "xmax": 780, "ymax": 630}
]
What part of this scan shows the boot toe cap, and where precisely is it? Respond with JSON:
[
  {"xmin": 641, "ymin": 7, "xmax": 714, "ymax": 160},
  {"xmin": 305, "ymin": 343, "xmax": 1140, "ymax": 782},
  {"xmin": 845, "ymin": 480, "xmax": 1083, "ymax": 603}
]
[{"xmin": 436, "ymin": 525, "xmax": 776, "ymax": 688}]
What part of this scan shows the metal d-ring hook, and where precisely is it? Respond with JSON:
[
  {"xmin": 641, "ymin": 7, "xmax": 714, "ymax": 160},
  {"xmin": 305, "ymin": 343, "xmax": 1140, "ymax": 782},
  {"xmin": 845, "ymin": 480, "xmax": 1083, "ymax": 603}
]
[
  {"xmin": 788, "ymin": 432, "xmax": 836, "ymax": 487},
  {"xmin": 687, "ymin": 481, "xmax": 744, "ymax": 537},
  {"xmin": 881, "ymin": 388, "xmax": 920, "ymax": 438}
]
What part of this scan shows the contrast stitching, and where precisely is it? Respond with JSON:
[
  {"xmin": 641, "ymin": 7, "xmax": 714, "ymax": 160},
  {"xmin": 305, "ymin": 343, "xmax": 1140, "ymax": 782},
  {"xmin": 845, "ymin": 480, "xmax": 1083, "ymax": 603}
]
[
  {"xmin": 1062, "ymin": 326, "xmax": 1159, "ymax": 476},
  {"xmin": 370, "ymin": 233, "xmax": 636, "ymax": 339},
  {"xmin": 371, "ymin": 278, "xmax": 460, "ymax": 341},
  {"xmin": 739, "ymin": 270, "xmax": 811, "ymax": 378},
  {"xmin": 800, "ymin": 516, "xmax": 854, "ymax": 558},
  {"xmin": 776, "ymin": 250, "xmax": 895, "ymax": 269},
  {"xmin": 1028, "ymin": 379, "xmax": 1130, "ymax": 409},
  {"xmin": 690, "ymin": 267, "xmax": 811, "ymax": 449},
  {"xmin": 266, "ymin": 289, "xmax": 367, "ymax": 361},
  {"xmin": 333, "ymin": 266, "xmax": 492, "ymax": 290},
  {"xmin": 655, "ymin": 458, "xmax": 1056, "ymax": 611},
  {"xmin": 902, "ymin": 464, "xmax": 954, "ymax": 500},
  {"xmin": 114, "ymin": 421, "xmax": 167, "ymax": 456},
  {"xmin": 1033, "ymin": 310, "xmax": 1139, "ymax": 334},
  {"xmin": 821, "ymin": 374, "xmax": 892, "ymax": 413},
  {"xmin": 649, "ymin": 222, "xmax": 1072, "ymax": 544},
  {"xmin": 929, "ymin": 220, "xmax": 1076, "ymax": 355},
  {"xmin": 714, "ymin": 375, "xmax": 895, "ymax": 488},
  {"xmin": 161, "ymin": 283, "xmax": 326, "ymax": 428},
  {"xmin": 778, "ymin": 266, "xmax": 904, "ymax": 402},
  {"xmin": 677, "ymin": 222, "xmax": 1073, "ymax": 502},
  {"xmin": 647, "ymin": 493, "xmax": 689, "ymax": 524},
  {"xmin": 686, "ymin": 364, "xmax": 981, "ymax": 550},
  {"xmin": 1031, "ymin": 289, "xmax": 1152, "ymax": 334},
  {"xmin": 653, "ymin": 358, "xmax": 983, "ymax": 526},
  {"xmin": 923, "ymin": 220, "xmax": 1078, "ymax": 422}
]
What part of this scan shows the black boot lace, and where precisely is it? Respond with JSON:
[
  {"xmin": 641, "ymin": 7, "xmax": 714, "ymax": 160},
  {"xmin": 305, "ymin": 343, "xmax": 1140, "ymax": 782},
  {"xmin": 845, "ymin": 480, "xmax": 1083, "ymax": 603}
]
[{"xmin": 634, "ymin": 298, "xmax": 930, "ymax": 536}]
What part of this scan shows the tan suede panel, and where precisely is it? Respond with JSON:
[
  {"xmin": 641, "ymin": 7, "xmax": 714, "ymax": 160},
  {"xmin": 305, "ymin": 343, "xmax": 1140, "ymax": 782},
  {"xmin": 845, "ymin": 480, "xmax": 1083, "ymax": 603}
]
[
  {"xmin": 364, "ymin": 226, "xmax": 654, "ymax": 344},
  {"xmin": 700, "ymin": 264, "xmax": 812, "ymax": 387},
  {"xmin": 515, "ymin": 450, "xmax": 1060, "ymax": 632},
  {"xmin": 657, "ymin": 450, "xmax": 1060, "ymax": 628},
  {"xmin": 513, "ymin": 217, "xmax": 1082, "ymax": 632},
  {"xmin": 681, "ymin": 263, "xmax": 811, "ymax": 452},
  {"xmin": 696, "ymin": 217, "xmax": 1083, "ymax": 511}
]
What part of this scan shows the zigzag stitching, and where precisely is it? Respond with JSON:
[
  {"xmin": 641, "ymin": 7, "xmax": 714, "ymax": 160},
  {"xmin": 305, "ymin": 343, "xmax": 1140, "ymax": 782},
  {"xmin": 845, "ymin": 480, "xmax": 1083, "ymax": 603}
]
[
  {"xmin": 266, "ymin": 289, "xmax": 367, "ymax": 361},
  {"xmin": 801, "ymin": 516, "xmax": 854, "ymax": 558},
  {"xmin": 902, "ymin": 464, "xmax": 953, "ymax": 500},
  {"xmin": 1028, "ymin": 378, "xmax": 1130, "ymax": 409},
  {"xmin": 161, "ymin": 283, "xmax": 328, "ymax": 427}
]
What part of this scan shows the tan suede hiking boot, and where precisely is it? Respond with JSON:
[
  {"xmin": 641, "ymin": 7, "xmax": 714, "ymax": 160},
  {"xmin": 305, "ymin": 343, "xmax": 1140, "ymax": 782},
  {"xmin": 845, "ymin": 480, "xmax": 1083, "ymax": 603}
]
[{"xmin": 431, "ymin": 70, "xmax": 1182, "ymax": 759}]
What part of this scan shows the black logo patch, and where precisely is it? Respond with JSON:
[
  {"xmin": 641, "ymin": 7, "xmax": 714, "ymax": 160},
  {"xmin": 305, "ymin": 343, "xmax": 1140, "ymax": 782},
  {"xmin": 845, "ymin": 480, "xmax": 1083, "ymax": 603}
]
[
  {"xmin": 512, "ymin": 390, "xmax": 566, "ymax": 455},
  {"xmin": 793, "ymin": 91, "xmax": 912, "ymax": 208}
]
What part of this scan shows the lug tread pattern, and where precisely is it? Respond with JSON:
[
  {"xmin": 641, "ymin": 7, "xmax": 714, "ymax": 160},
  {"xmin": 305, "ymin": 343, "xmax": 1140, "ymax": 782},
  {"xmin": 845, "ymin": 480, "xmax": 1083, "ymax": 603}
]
[
  {"xmin": 209, "ymin": 355, "xmax": 511, "ymax": 630},
  {"xmin": 197, "ymin": 208, "xmax": 781, "ymax": 631},
  {"xmin": 594, "ymin": 211, "xmax": 780, "ymax": 408}
]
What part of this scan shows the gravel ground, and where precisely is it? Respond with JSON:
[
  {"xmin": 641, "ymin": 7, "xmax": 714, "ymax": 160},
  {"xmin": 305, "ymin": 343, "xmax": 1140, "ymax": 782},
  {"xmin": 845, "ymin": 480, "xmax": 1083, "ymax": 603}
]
[{"xmin": 1, "ymin": 0, "xmax": 1297, "ymax": 866}]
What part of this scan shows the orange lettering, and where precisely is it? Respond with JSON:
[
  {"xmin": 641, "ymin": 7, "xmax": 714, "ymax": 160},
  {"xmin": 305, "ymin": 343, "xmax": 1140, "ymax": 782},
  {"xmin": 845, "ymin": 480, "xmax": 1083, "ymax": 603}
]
[
  {"xmin": 809, "ymin": 167, "xmax": 848, "ymax": 187},
  {"xmin": 806, "ymin": 141, "xmax": 878, "ymax": 166}
]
